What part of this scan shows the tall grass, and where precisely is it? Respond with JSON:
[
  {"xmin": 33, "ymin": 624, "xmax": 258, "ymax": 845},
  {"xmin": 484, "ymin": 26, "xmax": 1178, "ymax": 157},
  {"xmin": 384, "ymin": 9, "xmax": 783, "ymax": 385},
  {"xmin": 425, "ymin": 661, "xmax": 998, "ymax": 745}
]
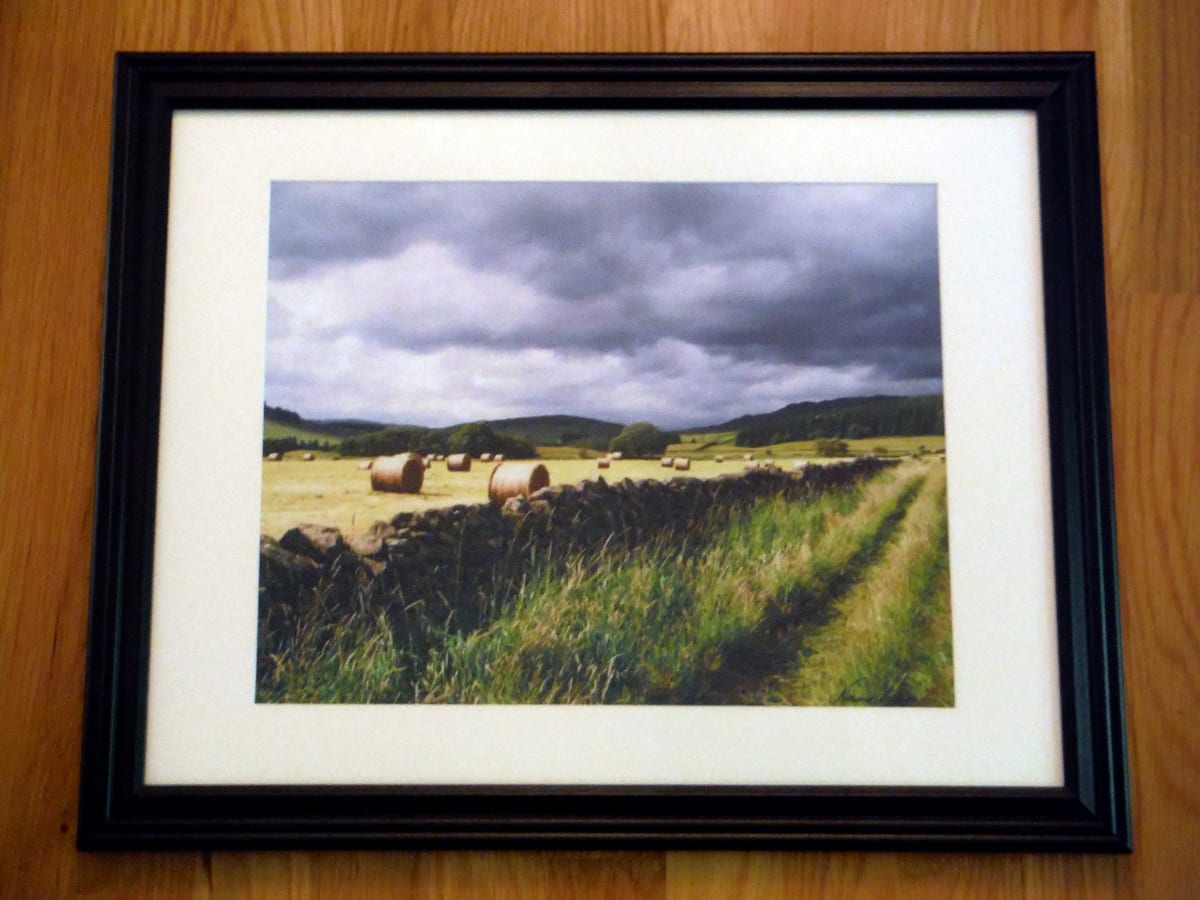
[
  {"xmin": 259, "ymin": 600, "xmax": 411, "ymax": 703},
  {"xmin": 418, "ymin": 466, "xmax": 924, "ymax": 704},
  {"xmin": 763, "ymin": 461, "xmax": 953, "ymax": 706}
]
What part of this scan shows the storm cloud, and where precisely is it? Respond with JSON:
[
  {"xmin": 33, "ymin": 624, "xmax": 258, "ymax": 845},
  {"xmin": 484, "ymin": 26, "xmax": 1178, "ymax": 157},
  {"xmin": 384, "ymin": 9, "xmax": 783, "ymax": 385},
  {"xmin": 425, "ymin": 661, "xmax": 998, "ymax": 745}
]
[{"xmin": 265, "ymin": 181, "xmax": 942, "ymax": 428}]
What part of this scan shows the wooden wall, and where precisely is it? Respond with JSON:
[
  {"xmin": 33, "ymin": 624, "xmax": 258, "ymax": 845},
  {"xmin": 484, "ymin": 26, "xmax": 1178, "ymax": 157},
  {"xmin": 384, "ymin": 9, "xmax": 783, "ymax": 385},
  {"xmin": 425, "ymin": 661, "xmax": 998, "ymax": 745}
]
[{"xmin": 1, "ymin": 2, "xmax": 1196, "ymax": 896}]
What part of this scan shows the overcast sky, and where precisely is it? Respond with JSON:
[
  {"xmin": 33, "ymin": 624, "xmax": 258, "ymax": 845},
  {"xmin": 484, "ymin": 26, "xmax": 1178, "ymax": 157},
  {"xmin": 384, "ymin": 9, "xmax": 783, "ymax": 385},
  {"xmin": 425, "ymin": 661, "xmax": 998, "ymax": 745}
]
[{"xmin": 265, "ymin": 181, "xmax": 941, "ymax": 429}]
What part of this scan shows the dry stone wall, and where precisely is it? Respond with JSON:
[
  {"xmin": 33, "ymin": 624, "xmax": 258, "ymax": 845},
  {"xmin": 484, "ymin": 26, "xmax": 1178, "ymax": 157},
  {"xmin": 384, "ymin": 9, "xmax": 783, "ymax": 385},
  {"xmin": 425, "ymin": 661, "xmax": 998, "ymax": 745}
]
[{"xmin": 257, "ymin": 458, "xmax": 897, "ymax": 672}]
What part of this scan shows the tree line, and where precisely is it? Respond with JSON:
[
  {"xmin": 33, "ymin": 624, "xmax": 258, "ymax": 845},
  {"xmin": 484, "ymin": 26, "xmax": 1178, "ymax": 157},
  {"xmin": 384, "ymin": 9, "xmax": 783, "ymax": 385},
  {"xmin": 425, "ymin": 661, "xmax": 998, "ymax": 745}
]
[
  {"xmin": 338, "ymin": 422, "xmax": 537, "ymax": 459},
  {"xmin": 263, "ymin": 404, "xmax": 304, "ymax": 427},
  {"xmin": 263, "ymin": 436, "xmax": 334, "ymax": 456},
  {"xmin": 608, "ymin": 422, "xmax": 680, "ymax": 457},
  {"xmin": 733, "ymin": 395, "xmax": 943, "ymax": 446}
]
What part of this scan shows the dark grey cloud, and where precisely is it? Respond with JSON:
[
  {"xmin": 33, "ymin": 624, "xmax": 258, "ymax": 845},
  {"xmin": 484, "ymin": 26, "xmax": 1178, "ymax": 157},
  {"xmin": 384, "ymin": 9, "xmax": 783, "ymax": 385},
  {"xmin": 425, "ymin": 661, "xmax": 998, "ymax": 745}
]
[{"xmin": 266, "ymin": 181, "xmax": 941, "ymax": 425}]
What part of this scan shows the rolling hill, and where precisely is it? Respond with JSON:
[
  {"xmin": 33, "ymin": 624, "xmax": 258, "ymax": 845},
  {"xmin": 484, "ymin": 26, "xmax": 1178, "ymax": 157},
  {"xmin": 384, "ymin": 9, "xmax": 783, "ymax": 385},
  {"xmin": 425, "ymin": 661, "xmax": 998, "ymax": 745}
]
[
  {"xmin": 264, "ymin": 405, "xmax": 390, "ymax": 442},
  {"xmin": 689, "ymin": 395, "xmax": 944, "ymax": 446},
  {"xmin": 264, "ymin": 397, "xmax": 941, "ymax": 454},
  {"xmin": 264, "ymin": 406, "xmax": 621, "ymax": 446},
  {"xmin": 484, "ymin": 415, "xmax": 624, "ymax": 447}
]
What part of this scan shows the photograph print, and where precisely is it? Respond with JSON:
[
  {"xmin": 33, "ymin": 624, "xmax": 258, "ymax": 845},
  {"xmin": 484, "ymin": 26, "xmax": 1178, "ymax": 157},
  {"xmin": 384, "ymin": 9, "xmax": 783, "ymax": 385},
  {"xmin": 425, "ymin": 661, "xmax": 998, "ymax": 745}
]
[{"xmin": 256, "ymin": 180, "xmax": 952, "ymax": 707}]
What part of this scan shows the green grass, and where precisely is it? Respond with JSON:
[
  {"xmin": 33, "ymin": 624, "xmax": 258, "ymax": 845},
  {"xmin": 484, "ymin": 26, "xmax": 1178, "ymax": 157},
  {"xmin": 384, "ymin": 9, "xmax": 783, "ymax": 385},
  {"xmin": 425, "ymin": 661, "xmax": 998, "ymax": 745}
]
[
  {"xmin": 678, "ymin": 431, "xmax": 738, "ymax": 445},
  {"xmin": 669, "ymin": 435, "xmax": 945, "ymax": 460},
  {"xmin": 758, "ymin": 459, "xmax": 953, "ymax": 706},
  {"xmin": 263, "ymin": 419, "xmax": 344, "ymax": 444},
  {"xmin": 259, "ymin": 607, "xmax": 413, "ymax": 704},
  {"xmin": 419, "ymin": 467, "xmax": 924, "ymax": 704}
]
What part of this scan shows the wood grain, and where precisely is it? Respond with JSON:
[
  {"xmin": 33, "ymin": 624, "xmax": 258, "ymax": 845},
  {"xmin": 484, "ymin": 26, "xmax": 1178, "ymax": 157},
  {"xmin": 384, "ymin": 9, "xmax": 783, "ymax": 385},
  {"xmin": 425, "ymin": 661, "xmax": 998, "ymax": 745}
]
[{"xmin": 2, "ymin": 1, "xmax": 1197, "ymax": 896}]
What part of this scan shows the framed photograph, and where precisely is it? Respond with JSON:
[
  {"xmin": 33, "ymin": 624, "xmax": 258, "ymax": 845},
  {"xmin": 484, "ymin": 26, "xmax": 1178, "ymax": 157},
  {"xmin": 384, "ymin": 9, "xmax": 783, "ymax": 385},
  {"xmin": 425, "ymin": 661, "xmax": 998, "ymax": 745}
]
[{"xmin": 80, "ymin": 53, "xmax": 1129, "ymax": 849}]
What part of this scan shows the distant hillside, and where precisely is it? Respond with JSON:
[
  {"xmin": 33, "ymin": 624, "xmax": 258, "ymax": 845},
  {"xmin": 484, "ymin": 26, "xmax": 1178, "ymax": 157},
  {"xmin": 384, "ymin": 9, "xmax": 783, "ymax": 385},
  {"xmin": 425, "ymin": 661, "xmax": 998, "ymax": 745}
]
[
  {"xmin": 484, "ymin": 415, "xmax": 624, "ymax": 447},
  {"xmin": 265, "ymin": 398, "xmax": 941, "ymax": 456},
  {"xmin": 693, "ymin": 395, "xmax": 944, "ymax": 447},
  {"xmin": 338, "ymin": 421, "xmax": 537, "ymax": 459},
  {"xmin": 335, "ymin": 415, "xmax": 623, "ymax": 459},
  {"xmin": 308, "ymin": 417, "xmax": 392, "ymax": 438},
  {"xmin": 263, "ymin": 405, "xmax": 389, "ymax": 442}
]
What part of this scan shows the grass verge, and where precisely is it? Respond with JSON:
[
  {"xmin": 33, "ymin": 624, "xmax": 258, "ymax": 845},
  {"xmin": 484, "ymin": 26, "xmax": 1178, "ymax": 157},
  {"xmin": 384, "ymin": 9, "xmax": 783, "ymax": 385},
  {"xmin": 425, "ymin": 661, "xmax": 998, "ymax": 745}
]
[
  {"xmin": 418, "ymin": 464, "xmax": 925, "ymax": 704},
  {"xmin": 761, "ymin": 460, "xmax": 952, "ymax": 706}
]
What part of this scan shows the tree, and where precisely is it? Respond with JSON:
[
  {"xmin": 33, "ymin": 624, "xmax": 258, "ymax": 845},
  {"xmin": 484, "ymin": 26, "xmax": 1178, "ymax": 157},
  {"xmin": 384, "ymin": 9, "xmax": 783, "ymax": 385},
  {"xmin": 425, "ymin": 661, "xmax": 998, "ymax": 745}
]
[
  {"xmin": 609, "ymin": 422, "xmax": 673, "ymax": 457},
  {"xmin": 814, "ymin": 438, "xmax": 851, "ymax": 457},
  {"xmin": 447, "ymin": 422, "xmax": 537, "ymax": 459},
  {"xmin": 448, "ymin": 422, "xmax": 495, "ymax": 456},
  {"xmin": 340, "ymin": 425, "xmax": 429, "ymax": 457},
  {"xmin": 263, "ymin": 435, "xmax": 299, "ymax": 456},
  {"xmin": 263, "ymin": 404, "xmax": 303, "ymax": 426}
]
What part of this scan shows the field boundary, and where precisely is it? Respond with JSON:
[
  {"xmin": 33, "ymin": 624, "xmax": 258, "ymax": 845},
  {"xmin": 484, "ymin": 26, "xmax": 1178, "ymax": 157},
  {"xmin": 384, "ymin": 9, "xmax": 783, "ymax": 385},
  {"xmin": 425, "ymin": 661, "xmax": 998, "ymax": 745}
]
[{"xmin": 258, "ymin": 459, "xmax": 898, "ymax": 695}]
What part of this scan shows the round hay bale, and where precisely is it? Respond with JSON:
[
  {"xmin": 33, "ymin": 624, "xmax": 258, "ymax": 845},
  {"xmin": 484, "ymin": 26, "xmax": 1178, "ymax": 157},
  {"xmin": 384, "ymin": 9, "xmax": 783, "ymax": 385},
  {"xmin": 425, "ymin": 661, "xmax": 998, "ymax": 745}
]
[
  {"xmin": 423, "ymin": 458, "xmax": 432, "ymax": 468},
  {"xmin": 743, "ymin": 453, "xmax": 754, "ymax": 461},
  {"xmin": 480, "ymin": 453, "xmax": 493, "ymax": 462},
  {"xmin": 610, "ymin": 451, "xmax": 623, "ymax": 460},
  {"xmin": 302, "ymin": 452, "xmax": 315, "ymax": 461},
  {"xmin": 493, "ymin": 453, "xmax": 504, "ymax": 462},
  {"xmin": 745, "ymin": 461, "xmax": 758, "ymax": 471},
  {"xmin": 673, "ymin": 458, "xmax": 691, "ymax": 471},
  {"xmin": 488, "ymin": 461, "xmax": 550, "ymax": 504},
  {"xmin": 266, "ymin": 452, "xmax": 282, "ymax": 461},
  {"xmin": 446, "ymin": 453, "xmax": 472, "ymax": 472},
  {"xmin": 370, "ymin": 453, "xmax": 424, "ymax": 494},
  {"xmin": 357, "ymin": 460, "xmax": 373, "ymax": 471},
  {"xmin": 660, "ymin": 457, "xmax": 674, "ymax": 467},
  {"xmin": 763, "ymin": 458, "xmax": 776, "ymax": 469},
  {"xmin": 714, "ymin": 454, "xmax": 724, "ymax": 463},
  {"xmin": 596, "ymin": 457, "xmax": 611, "ymax": 469}
]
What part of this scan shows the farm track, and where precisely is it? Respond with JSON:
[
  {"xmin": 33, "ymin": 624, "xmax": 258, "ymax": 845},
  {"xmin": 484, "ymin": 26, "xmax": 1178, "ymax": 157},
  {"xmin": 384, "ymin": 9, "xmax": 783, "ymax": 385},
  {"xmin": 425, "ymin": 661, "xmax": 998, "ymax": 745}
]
[
  {"xmin": 689, "ymin": 466, "xmax": 930, "ymax": 704},
  {"xmin": 771, "ymin": 461, "xmax": 952, "ymax": 706}
]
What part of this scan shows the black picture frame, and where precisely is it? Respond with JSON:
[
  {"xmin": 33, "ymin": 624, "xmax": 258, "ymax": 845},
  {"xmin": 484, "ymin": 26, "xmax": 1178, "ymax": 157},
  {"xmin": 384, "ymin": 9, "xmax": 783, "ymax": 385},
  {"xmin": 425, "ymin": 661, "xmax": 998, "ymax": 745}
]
[{"xmin": 79, "ymin": 52, "xmax": 1129, "ymax": 851}]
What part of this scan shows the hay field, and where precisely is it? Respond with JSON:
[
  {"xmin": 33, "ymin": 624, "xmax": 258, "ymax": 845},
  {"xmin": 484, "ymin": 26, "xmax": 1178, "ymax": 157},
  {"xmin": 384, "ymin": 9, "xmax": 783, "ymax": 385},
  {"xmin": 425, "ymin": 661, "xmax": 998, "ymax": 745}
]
[
  {"xmin": 261, "ymin": 455, "xmax": 750, "ymax": 539},
  {"xmin": 260, "ymin": 439, "xmax": 945, "ymax": 539}
]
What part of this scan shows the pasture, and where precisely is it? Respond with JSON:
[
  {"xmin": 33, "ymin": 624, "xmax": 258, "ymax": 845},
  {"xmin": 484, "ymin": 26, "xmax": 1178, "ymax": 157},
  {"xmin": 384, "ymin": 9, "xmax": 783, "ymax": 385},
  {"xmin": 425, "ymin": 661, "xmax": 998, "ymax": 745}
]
[{"xmin": 263, "ymin": 419, "xmax": 341, "ymax": 444}]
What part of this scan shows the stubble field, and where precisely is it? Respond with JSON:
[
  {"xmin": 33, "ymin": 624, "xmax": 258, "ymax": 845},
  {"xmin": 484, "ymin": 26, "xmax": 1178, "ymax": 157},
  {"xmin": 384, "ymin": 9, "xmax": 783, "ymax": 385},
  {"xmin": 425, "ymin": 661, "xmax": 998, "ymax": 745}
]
[{"xmin": 260, "ymin": 436, "xmax": 945, "ymax": 539}]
